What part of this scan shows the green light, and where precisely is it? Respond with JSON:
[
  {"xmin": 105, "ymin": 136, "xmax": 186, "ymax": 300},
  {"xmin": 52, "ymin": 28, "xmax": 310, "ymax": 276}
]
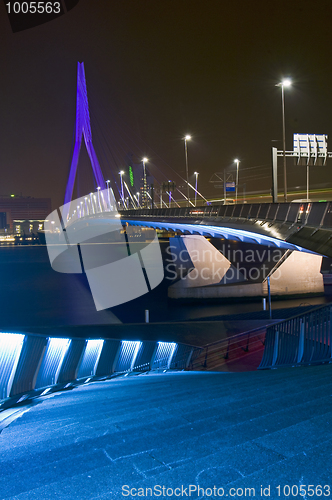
[
  {"xmin": 129, "ymin": 166, "xmax": 134, "ymax": 187},
  {"xmin": 10, "ymin": 194, "xmax": 15, "ymax": 197}
]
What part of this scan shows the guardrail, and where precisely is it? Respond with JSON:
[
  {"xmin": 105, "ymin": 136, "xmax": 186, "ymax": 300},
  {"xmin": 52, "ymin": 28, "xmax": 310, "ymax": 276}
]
[
  {"xmin": 189, "ymin": 326, "xmax": 267, "ymax": 371},
  {"xmin": 259, "ymin": 303, "xmax": 332, "ymax": 369},
  {"xmin": 0, "ymin": 331, "xmax": 202, "ymax": 409},
  {"xmin": 121, "ymin": 201, "xmax": 332, "ymax": 229}
]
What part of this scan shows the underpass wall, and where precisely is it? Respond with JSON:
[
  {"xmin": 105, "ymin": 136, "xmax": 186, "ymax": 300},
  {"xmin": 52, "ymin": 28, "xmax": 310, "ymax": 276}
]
[{"xmin": 168, "ymin": 236, "xmax": 324, "ymax": 300}]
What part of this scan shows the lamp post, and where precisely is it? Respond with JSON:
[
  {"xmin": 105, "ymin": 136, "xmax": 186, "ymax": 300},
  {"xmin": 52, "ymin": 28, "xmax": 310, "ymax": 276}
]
[
  {"xmin": 234, "ymin": 159, "xmax": 240, "ymax": 204},
  {"xmin": 276, "ymin": 78, "xmax": 291, "ymax": 202},
  {"xmin": 194, "ymin": 172, "xmax": 199, "ymax": 207},
  {"xmin": 89, "ymin": 192, "xmax": 95, "ymax": 214},
  {"xmin": 97, "ymin": 186, "xmax": 101, "ymax": 212},
  {"xmin": 106, "ymin": 179, "xmax": 111, "ymax": 210},
  {"xmin": 184, "ymin": 135, "xmax": 191, "ymax": 206},
  {"xmin": 119, "ymin": 171, "xmax": 125, "ymax": 208},
  {"xmin": 142, "ymin": 158, "xmax": 148, "ymax": 208}
]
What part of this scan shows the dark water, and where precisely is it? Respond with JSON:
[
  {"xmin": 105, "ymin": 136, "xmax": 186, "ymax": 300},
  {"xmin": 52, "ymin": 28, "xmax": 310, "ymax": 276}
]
[
  {"xmin": 0, "ymin": 245, "xmax": 119, "ymax": 328},
  {"xmin": 0, "ymin": 244, "xmax": 328, "ymax": 330}
]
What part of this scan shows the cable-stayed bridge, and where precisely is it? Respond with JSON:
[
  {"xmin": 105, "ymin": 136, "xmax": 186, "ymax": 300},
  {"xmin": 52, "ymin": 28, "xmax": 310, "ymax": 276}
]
[
  {"xmin": 60, "ymin": 62, "xmax": 332, "ymax": 258},
  {"xmin": 39, "ymin": 61, "xmax": 331, "ymax": 311},
  {"xmin": 1, "ymin": 64, "xmax": 332, "ymax": 500}
]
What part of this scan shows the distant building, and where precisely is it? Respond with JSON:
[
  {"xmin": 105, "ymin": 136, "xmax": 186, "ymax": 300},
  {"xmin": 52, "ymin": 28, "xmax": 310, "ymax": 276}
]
[
  {"xmin": 124, "ymin": 154, "xmax": 155, "ymax": 208},
  {"xmin": 0, "ymin": 196, "xmax": 52, "ymax": 233}
]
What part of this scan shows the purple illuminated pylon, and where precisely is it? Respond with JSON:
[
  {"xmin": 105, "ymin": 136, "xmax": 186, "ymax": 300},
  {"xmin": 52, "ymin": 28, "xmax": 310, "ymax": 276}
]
[{"xmin": 64, "ymin": 62, "xmax": 105, "ymax": 218}]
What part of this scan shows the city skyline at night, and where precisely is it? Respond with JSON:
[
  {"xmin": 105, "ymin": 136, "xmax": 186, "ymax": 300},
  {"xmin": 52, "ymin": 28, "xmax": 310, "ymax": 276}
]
[{"xmin": 1, "ymin": 0, "xmax": 332, "ymax": 208}]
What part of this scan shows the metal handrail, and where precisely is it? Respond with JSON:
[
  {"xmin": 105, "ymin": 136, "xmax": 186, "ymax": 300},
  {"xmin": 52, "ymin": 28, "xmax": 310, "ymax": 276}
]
[
  {"xmin": 189, "ymin": 325, "xmax": 267, "ymax": 371},
  {"xmin": 259, "ymin": 303, "xmax": 332, "ymax": 369},
  {"xmin": 120, "ymin": 201, "xmax": 332, "ymax": 229}
]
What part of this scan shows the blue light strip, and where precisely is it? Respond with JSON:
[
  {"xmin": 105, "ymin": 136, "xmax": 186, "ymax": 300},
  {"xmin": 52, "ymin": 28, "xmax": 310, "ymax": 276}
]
[
  {"xmin": 49, "ymin": 338, "xmax": 71, "ymax": 384},
  {"xmin": 0, "ymin": 333, "xmax": 25, "ymax": 399},
  {"xmin": 0, "ymin": 334, "xmax": 192, "ymax": 403},
  {"xmin": 124, "ymin": 219, "xmax": 314, "ymax": 253}
]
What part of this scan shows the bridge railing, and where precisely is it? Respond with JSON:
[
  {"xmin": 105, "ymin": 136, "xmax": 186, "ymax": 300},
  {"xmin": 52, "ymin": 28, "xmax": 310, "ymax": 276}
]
[
  {"xmin": 259, "ymin": 303, "xmax": 332, "ymax": 369},
  {"xmin": 0, "ymin": 331, "xmax": 202, "ymax": 409},
  {"xmin": 189, "ymin": 325, "xmax": 267, "ymax": 371},
  {"xmin": 121, "ymin": 201, "xmax": 332, "ymax": 229}
]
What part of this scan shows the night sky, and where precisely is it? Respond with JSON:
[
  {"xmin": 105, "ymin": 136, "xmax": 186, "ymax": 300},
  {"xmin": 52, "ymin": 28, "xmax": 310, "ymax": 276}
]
[{"xmin": 1, "ymin": 0, "xmax": 332, "ymax": 210}]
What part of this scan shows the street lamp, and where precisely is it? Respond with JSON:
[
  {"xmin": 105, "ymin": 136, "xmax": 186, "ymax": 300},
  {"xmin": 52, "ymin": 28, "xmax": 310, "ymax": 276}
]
[
  {"xmin": 89, "ymin": 192, "xmax": 95, "ymax": 214},
  {"xmin": 184, "ymin": 135, "xmax": 191, "ymax": 206},
  {"xmin": 234, "ymin": 159, "xmax": 240, "ymax": 204},
  {"xmin": 119, "ymin": 171, "xmax": 125, "ymax": 208},
  {"xmin": 142, "ymin": 158, "xmax": 148, "ymax": 208},
  {"xmin": 194, "ymin": 172, "xmax": 199, "ymax": 207},
  {"xmin": 97, "ymin": 186, "xmax": 101, "ymax": 212},
  {"xmin": 276, "ymin": 78, "xmax": 291, "ymax": 202},
  {"xmin": 106, "ymin": 179, "xmax": 111, "ymax": 210}
]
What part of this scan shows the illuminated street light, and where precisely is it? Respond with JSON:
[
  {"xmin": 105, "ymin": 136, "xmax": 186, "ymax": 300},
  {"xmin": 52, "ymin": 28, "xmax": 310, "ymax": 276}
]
[
  {"xmin": 276, "ymin": 78, "xmax": 292, "ymax": 202},
  {"xmin": 234, "ymin": 159, "xmax": 240, "ymax": 204},
  {"xmin": 184, "ymin": 135, "xmax": 191, "ymax": 206},
  {"xmin": 89, "ymin": 192, "xmax": 95, "ymax": 214},
  {"xmin": 97, "ymin": 186, "xmax": 102, "ymax": 212},
  {"xmin": 194, "ymin": 172, "xmax": 199, "ymax": 207},
  {"xmin": 106, "ymin": 180, "xmax": 111, "ymax": 210},
  {"xmin": 119, "ymin": 171, "xmax": 125, "ymax": 208},
  {"xmin": 281, "ymin": 78, "xmax": 291, "ymax": 88},
  {"xmin": 142, "ymin": 158, "xmax": 148, "ymax": 208}
]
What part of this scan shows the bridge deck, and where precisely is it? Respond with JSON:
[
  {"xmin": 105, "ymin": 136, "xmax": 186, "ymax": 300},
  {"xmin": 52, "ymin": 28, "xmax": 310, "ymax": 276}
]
[{"xmin": 122, "ymin": 200, "xmax": 332, "ymax": 258}]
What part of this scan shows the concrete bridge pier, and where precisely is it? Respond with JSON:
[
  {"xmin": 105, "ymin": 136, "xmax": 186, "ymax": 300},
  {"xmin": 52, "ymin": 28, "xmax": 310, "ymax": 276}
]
[{"xmin": 167, "ymin": 235, "xmax": 324, "ymax": 300}]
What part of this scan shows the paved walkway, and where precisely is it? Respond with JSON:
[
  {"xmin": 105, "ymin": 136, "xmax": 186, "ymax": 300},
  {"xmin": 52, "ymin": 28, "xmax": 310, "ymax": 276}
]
[{"xmin": 1, "ymin": 365, "xmax": 332, "ymax": 499}]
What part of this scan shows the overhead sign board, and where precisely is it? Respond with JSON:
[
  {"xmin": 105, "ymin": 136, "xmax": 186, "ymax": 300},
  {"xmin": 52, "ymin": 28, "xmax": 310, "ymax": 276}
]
[
  {"xmin": 293, "ymin": 134, "xmax": 328, "ymax": 166},
  {"xmin": 225, "ymin": 182, "xmax": 235, "ymax": 192}
]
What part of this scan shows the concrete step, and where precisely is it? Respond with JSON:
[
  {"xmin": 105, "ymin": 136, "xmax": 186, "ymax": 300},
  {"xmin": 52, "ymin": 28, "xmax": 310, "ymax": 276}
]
[{"xmin": 1, "ymin": 366, "xmax": 332, "ymax": 499}]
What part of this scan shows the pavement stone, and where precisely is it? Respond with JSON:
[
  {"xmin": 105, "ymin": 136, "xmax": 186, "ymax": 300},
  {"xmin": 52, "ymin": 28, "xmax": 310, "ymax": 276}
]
[{"xmin": 1, "ymin": 366, "xmax": 332, "ymax": 499}]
